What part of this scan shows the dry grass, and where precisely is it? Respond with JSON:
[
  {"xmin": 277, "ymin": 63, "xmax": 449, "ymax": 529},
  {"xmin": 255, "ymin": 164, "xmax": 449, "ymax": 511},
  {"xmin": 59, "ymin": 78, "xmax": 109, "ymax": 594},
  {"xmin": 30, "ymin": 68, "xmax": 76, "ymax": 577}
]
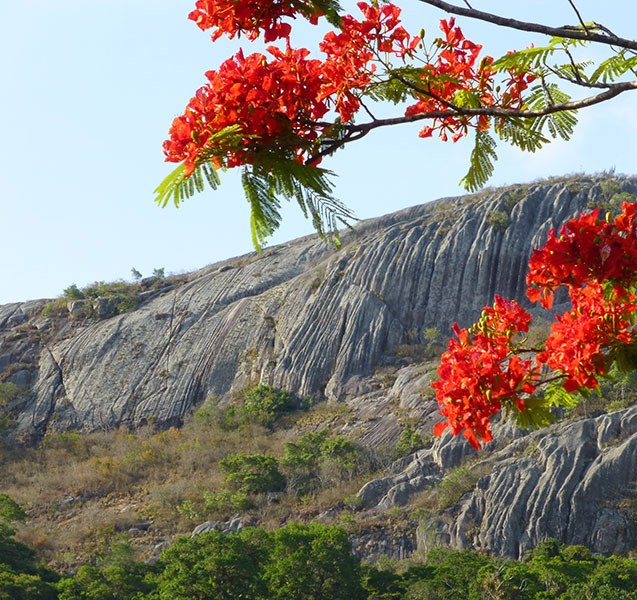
[{"xmin": 0, "ymin": 399, "xmax": 387, "ymax": 571}]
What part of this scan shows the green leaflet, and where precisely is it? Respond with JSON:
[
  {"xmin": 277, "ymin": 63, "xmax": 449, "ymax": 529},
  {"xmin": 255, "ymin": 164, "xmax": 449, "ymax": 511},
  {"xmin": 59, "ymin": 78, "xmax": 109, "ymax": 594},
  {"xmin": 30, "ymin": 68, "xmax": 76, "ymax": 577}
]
[
  {"xmin": 241, "ymin": 154, "xmax": 355, "ymax": 251},
  {"xmin": 523, "ymin": 83, "xmax": 577, "ymax": 142},
  {"xmin": 613, "ymin": 343, "xmax": 637, "ymax": 373},
  {"xmin": 590, "ymin": 52, "xmax": 637, "ymax": 83},
  {"xmin": 365, "ymin": 67, "xmax": 427, "ymax": 104},
  {"xmin": 543, "ymin": 381, "xmax": 579, "ymax": 410},
  {"xmin": 511, "ymin": 395, "xmax": 557, "ymax": 430},
  {"xmin": 460, "ymin": 129, "xmax": 497, "ymax": 192},
  {"xmin": 491, "ymin": 36, "xmax": 588, "ymax": 73},
  {"xmin": 496, "ymin": 117, "xmax": 548, "ymax": 153},
  {"xmin": 154, "ymin": 124, "xmax": 355, "ymax": 251},
  {"xmin": 305, "ymin": 0, "xmax": 343, "ymax": 28}
]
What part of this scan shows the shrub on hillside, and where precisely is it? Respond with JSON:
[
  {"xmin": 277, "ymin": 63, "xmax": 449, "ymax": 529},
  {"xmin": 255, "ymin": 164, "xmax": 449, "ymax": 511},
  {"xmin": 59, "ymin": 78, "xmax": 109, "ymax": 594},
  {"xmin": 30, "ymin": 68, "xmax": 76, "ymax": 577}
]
[
  {"xmin": 241, "ymin": 384, "xmax": 297, "ymax": 427},
  {"xmin": 220, "ymin": 453, "xmax": 285, "ymax": 494}
]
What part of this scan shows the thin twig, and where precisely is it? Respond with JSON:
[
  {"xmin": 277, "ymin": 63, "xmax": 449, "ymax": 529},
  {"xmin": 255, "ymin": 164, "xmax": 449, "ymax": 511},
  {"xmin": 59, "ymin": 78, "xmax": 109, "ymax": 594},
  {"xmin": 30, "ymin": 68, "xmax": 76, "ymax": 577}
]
[
  {"xmin": 416, "ymin": 0, "xmax": 637, "ymax": 51},
  {"xmin": 566, "ymin": 0, "xmax": 590, "ymax": 36}
]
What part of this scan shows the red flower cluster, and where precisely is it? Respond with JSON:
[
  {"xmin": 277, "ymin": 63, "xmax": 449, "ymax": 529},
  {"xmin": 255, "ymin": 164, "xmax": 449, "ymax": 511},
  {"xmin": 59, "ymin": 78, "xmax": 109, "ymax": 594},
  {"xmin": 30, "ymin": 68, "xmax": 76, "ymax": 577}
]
[
  {"xmin": 164, "ymin": 2, "xmax": 420, "ymax": 173},
  {"xmin": 434, "ymin": 201, "xmax": 637, "ymax": 449},
  {"xmin": 405, "ymin": 18, "xmax": 535, "ymax": 142},
  {"xmin": 163, "ymin": 46, "xmax": 328, "ymax": 175},
  {"xmin": 527, "ymin": 202, "xmax": 637, "ymax": 391},
  {"xmin": 189, "ymin": 0, "xmax": 321, "ymax": 42},
  {"xmin": 538, "ymin": 282, "xmax": 637, "ymax": 391},
  {"xmin": 527, "ymin": 203, "xmax": 637, "ymax": 309},
  {"xmin": 433, "ymin": 296, "xmax": 538, "ymax": 449},
  {"xmin": 319, "ymin": 2, "xmax": 420, "ymax": 121}
]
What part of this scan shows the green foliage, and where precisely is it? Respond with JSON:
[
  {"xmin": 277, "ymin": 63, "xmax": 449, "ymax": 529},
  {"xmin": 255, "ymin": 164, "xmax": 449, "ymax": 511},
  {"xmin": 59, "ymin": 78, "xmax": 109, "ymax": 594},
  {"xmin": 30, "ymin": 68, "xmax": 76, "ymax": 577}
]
[
  {"xmin": 152, "ymin": 268, "xmax": 165, "ymax": 280},
  {"xmin": 591, "ymin": 50, "xmax": 637, "ymax": 84},
  {"xmin": 202, "ymin": 489, "xmax": 252, "ymax": 513},
  {"xmin": 41, "ymin": 297, "xmax": 69, "ymax": 318},
  {"xmin": 0, "ymin": 504, "xmax": 59, "ymax": 600},
  {"xmin": 155, "ymin": 125, "xmax": 354, "ymax": 250},
  {"xmin": 0, "ymin": 566, "xmax": 58, "ymax": 600},
  {"xmin": 266, "ymin": 522, "xmax": 365, "ymax": 600},
  {"xmin": 241, "ymin": 154, "xmax": 353, "ymax": 250},
  {"xmin": 130, "ymin": 268, "xmax": 142, "ymax": 281},
  {"xmin": 219, "ymin": 452, "xmax": 285, "ymax": 494},
  {"xmin": 460, "ymin": 129, "xmax": 497, "ymax": 192},
  {"xmin": 435, "ymin": 465, "xmax": 480, "ymax": 509},
  {"xmin": 394, "ymin": 426, "xmax": 425, "ymax": 459},
  {"xmin": 282, "ymin": 430, "xmax": 363, "ymax": 495},
  {"xmin": 0, "ymin": 383, "xmax": 22, "ymax": 408},
  {"xmin": 150, "ymin": 528, "xmax": 271, "ymax": 600},
  {"xmin": 57, "ymin": 539, "xmax": 154, "ymax": 600},
  {"xmin": 176, "ymin": 490, "xmax": 253, "ymax": 522},
  {"xmin": 63, "ymin": 284, "xmax": 84, "ymax": 301},
  {"xmin": 46, "ymin": 279, "xmax": 143, "ymax": 319},
  {"xmin": 0, "ymin": 494, "xmax": 27, "ymax": 528},
  {"xmin": 241, "ymin": 384, "xmax": 296, "ymax": 427},
  {"xmin": 154, "ymin": 127, "xmax": 240, "ymax": 209},
  {"xmin": 487, "ymin": 209, "xmax": 511, "ymax": 232}
]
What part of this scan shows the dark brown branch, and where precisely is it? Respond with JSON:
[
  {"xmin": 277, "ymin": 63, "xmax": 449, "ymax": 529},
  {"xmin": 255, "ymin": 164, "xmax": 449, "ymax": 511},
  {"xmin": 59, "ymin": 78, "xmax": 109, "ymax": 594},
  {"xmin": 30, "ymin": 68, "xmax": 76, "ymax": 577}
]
[
  {"xmin": 313, "ymin": 80, "xmax": 637, "ymax": 136},
  {"xmin": 416, "ymin": 0, "xmax": 637, "ymax": 51}
]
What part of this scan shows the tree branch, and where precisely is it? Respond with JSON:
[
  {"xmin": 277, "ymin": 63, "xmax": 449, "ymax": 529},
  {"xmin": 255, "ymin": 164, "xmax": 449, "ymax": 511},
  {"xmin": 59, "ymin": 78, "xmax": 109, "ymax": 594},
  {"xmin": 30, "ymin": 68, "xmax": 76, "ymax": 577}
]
[
  {"xmin": 314, "ymin": 80, "xmax": 637, "ymax": 136},
  {"xmin": 416, "ymin": 0, "xmax": 637, "ymax": 51}
]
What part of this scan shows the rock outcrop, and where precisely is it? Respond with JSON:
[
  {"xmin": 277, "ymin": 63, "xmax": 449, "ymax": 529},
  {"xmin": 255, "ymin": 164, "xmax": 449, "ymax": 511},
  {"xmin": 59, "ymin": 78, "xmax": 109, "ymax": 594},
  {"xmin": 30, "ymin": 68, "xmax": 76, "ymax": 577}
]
[
  {"xmin": 349, "ymin": 405, "xmax": 637, "ymax": 558},
  {"xmin": 4, "ymin": 174, "xmax": 637, "ymax": 559},
  {"xmin": 1, "ymin": 175, "xmax": 636, "ymax": 446}
]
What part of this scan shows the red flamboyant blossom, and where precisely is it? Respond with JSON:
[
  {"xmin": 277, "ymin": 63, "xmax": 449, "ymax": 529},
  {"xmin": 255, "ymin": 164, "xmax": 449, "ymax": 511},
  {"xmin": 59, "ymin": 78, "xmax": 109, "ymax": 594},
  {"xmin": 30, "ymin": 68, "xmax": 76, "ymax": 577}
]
[
  {"xmin": 163, "ymin": 46, "xmax": 329, "ymax": 175},
  {"xmin": 405, "ymin": 18, "xmax": 535, "ymax": 143},
  {"xmin": 537, "ymin": 282, "xmax": 637, "ymax": 391},
  {"xmin": 527, "ymin": 203, "xmax": 637, "ymax": 308},
  {"xmin": 319, "ymin": 2, "xmax": 420, "ymax": 121},
  {"xmin": 434, "ymin": 201, "xmax": 637, "ymax": 449},
  {"xmin": 189, "ymin": 0, "xmax": 321, "ymax": 42},
  {"xmin": 433, "ymin": 296, "xmax": 538, "ymax": 449},
  {"xmin": 164, "ymin": 3, "xmax": 421, "ymax": 173}
]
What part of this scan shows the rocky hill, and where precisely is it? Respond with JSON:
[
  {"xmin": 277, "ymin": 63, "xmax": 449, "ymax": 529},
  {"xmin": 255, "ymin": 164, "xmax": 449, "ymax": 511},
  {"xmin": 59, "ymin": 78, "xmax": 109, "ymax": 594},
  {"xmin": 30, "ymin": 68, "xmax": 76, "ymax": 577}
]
[{"xmin": 3, "ymin": 173, "xmax": 637, "ymax": 560}]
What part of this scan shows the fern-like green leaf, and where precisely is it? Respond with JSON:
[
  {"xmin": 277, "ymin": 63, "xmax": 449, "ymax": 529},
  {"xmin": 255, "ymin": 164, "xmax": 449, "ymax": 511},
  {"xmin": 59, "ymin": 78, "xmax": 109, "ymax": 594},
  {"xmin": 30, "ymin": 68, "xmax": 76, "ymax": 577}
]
[
  {"xmin": 496, "ymin": 117, "xmax": 548, "ymax": 152},
  {"xmin": 460, "ymin": 129, "xmax": 497, "ymax": 192},
  {"xmin": 511, "ymin": 395, "xmax": 558, "ymax": 430},
  {"xmin": 613, "ymin": 342, "xmax": 637, "ymax": 373},
  {"xmin": 543, "ymin": 381, "xmax": 579, "ymax": 410},
  {"xmin": 590, "ymin": 52, "xmax": 637, "ymax": 83},
  {"xmin": 239, "ymin": 154, "xmax": 355, "ymax": 250},
  {"xmin": 491, "ymin": 37, "xmax": 587, "ymax": 73}
]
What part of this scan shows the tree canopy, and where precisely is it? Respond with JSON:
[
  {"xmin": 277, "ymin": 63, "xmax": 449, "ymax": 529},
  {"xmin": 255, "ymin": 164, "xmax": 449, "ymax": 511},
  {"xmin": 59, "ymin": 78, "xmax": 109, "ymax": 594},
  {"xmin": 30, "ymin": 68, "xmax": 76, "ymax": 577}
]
[
  {"xmin": 156, "ymin": 0, "xmax": 637, "ymax": 247},
  {"xmin": 156, "ymin": 1, "xmax": 637, "ymax": 447}
]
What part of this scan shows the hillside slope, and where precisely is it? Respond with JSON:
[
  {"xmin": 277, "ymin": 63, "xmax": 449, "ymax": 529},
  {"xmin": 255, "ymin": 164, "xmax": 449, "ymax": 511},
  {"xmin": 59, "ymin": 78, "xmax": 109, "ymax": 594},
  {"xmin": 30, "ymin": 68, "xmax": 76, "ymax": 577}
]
[
  {"xmin": 3, "ymin": 174, "xmax": 637, "ymax": 561},
  {"xmin": 4, "ymin": 175, "xmax": 635, "ymax": 445}
]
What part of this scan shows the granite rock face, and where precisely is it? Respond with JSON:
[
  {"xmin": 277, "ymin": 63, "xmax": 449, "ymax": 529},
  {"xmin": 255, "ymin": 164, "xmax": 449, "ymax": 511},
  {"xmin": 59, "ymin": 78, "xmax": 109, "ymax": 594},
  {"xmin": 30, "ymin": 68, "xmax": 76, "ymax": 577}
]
[
  {"xmin": 407, "ymin": 406, "xmax": 637, "ymax": 558},
  {"xmin": 3, "ymin": 175, "xmax": 637, "ymax": 559},
  {"xmin": 1, "ymin": 175, "xmax": 636, "ymax": 445}
]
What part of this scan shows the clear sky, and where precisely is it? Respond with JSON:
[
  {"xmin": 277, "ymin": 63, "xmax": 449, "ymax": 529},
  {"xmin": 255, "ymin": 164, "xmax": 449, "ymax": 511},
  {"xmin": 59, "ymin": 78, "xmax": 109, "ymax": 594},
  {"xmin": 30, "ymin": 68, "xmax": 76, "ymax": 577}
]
[{"xmin": 1, "ymin": 1, "xmax": 635, "ymax": 305}]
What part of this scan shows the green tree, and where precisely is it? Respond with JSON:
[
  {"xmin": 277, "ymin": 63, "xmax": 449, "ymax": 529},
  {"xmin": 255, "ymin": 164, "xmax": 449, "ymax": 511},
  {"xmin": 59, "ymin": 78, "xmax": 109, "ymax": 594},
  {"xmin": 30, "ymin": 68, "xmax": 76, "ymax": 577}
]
[
  {"xmin": 264, "ymin": 522, "xmax": 365, "ymax": 600},
  {"xmin": 219, "ymin": 452, "xmax": 285, "ymax": 494},
  {"xmin": 241, "ymin": 384, "xmax": 296, "ymax": 427},
  {"xmin": 282, "ymin": 430, "xmax": 363, "ymax": 494},
  {"xmin": 0, "ymin": 496, "xmax": 58, "ymax": 600},
  {"xmin": 150, "ymin": 528, "xmax": 270, "ymax": 600}
]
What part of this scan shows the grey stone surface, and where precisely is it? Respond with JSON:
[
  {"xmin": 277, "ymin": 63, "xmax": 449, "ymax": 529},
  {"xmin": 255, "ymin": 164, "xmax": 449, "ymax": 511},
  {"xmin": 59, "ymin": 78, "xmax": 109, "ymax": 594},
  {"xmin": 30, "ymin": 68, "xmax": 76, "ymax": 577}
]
[
  {"xmin": 0, "ymin": 176, "xmax": 635, "ymax": 444},
  {"xmin": 1, "ymin": 176, "xmax": 635, "ymax": 559}
]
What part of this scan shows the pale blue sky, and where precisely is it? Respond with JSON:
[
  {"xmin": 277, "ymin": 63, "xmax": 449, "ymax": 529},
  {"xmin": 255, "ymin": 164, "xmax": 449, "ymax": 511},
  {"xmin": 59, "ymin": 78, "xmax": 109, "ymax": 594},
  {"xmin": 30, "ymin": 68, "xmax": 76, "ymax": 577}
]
[{"xmin": 1, "ymin": 1, "xmax": 635, "ymax": 304}]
